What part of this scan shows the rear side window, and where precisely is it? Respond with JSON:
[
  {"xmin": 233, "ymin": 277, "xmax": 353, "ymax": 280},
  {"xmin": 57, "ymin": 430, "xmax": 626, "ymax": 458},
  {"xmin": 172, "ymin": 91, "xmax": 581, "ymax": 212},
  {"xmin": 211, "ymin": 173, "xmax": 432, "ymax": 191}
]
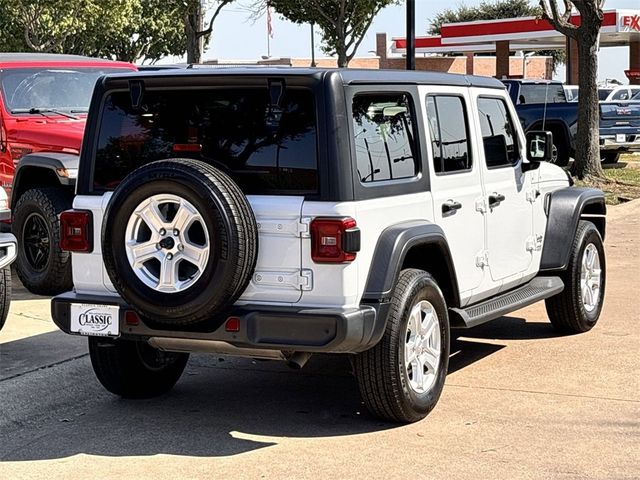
[
  {"xmin": 477, "ymin": 97, "xmax": 519, "ymax": 168},
  {"xmin": 426, "ymin": 95, "xmax": 472, "ymax": 173},
  {"xmin": 93, "ymin": 87, "xmax": 318, "ymax": 194},
  {"xmin": 611, "ymin": 89, "xmax": 629, "ymax": 101},
  {"xmin": 518, "ymin": 84, "xmax": 565, "ymax": 104},
  {"xmin": 351, "ymin": 93, "xmax": 418, "ymax": 183}
]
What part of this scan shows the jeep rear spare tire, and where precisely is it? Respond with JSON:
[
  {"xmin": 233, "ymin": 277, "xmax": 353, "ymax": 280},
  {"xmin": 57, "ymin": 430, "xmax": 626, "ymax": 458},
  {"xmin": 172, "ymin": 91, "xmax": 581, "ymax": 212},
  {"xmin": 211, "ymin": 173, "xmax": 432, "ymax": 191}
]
[{"xmin": 102, "ymin": 159, "xmax": 258, "ymax": 326}]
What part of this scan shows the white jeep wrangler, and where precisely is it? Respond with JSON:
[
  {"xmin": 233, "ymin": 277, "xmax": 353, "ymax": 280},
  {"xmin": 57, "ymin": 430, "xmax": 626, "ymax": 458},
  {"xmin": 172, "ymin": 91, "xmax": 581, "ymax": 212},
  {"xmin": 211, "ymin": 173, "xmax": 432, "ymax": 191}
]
[{"xmin": 52, "ymin": 68, "xmax": 606, "ymax": 423}]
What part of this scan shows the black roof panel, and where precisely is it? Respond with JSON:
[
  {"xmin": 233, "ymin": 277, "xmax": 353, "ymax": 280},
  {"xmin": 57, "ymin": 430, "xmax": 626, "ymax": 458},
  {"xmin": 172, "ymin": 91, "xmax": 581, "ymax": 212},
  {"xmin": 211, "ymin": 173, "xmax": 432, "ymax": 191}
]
[{"xmin": 97, "ymin": 66, "xmax": 506, "ymax": 89}]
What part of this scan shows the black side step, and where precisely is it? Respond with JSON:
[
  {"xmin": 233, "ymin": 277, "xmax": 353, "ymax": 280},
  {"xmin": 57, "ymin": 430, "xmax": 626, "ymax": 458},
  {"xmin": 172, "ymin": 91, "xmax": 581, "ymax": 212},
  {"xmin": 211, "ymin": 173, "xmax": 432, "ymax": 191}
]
[{"xmin": 449, "ymin": 276, "xmax": 564, "ymax": 329}]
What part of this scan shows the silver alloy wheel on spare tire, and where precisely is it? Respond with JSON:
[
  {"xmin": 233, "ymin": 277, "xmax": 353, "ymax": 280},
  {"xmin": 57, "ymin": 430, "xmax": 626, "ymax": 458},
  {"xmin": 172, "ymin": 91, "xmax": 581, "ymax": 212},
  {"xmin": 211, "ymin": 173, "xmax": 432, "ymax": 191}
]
[
  {"xmin": 404, "ymin": 300, "xmax": 441, "ymax": 394},
  {"xmin": 125, "ymin": 193, "xmax": 210, "ymax": 293},
  {"xmin": 580, "ymin": 243, "xmax": 602, "ymax": 313},
  {"xmin": 102, "ymin": 159, "xmax": 258, "ymax": 327}
]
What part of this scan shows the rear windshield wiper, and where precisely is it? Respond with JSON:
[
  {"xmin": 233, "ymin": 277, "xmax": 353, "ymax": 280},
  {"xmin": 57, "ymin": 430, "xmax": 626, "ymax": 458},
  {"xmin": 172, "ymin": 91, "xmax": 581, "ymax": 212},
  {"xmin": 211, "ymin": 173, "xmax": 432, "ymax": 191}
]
[{"xmin": 11, "ymin": 108, "xmax": 79, "ymax": 120}]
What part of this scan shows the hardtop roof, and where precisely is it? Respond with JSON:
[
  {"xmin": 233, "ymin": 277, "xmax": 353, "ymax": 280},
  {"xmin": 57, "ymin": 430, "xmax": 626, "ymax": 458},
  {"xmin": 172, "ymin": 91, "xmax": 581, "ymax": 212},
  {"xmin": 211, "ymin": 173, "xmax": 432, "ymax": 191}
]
[{"xmin": 98, "ymin": 66, "xmax": 506, "ymax": 89}]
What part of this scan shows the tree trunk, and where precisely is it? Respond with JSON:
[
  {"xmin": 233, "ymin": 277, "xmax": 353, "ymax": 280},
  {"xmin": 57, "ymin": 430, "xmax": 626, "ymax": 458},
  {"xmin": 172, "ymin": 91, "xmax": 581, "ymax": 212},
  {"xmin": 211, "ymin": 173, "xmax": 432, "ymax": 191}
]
[
  {"xmin": 185, "ymin": 8, "xmax": 204, "ymax": 64},
  {"xmin": 572, "ymin": 33, "xmax": 604, "ymax": 179},
  {"xmin": 337, "ymin": 48, "xmax": 348, "ymax": 68}
]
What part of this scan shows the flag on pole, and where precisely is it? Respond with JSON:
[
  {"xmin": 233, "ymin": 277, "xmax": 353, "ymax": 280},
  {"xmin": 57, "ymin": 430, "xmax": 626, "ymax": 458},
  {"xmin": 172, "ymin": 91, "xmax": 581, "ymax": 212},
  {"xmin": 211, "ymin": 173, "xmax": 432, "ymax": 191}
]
[{"xmin": 267, "ymin": 5, "xmax": 274, "ymax": 38}]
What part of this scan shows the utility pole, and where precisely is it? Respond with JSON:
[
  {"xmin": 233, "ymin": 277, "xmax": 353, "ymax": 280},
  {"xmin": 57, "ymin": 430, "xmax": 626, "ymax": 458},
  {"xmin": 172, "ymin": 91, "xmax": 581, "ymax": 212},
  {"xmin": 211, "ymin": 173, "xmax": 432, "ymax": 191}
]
[
  {"xmin": 406, "ymin": 0, "xmax": 415, "ymax": 70},
  {"xmin": 310, "ymin": 23, "xmax": 316, "ymax": 67}
]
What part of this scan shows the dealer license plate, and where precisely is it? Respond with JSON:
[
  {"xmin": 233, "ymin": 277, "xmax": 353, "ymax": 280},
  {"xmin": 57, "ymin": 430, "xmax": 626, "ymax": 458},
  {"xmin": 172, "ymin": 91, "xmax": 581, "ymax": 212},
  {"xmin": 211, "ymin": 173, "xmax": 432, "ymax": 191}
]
[
  {"xmin": 70, "ymin": 304, "xmax": 120, "ymax": 337},
  {"xmin": 616, "ymin": 134, "xmax": 626, "ymax": 143}
]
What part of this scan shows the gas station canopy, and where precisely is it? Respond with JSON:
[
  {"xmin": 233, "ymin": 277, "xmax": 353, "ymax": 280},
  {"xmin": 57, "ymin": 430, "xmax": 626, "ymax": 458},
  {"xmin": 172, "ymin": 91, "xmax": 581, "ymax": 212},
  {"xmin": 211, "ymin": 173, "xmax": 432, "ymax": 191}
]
[
  {"xmin": 391, "ymin": 9, "xmax": 640, "ymax": 83},
  {"xmin": 391, "ymin": 9, "xmax": 640, "ymax": 53}
]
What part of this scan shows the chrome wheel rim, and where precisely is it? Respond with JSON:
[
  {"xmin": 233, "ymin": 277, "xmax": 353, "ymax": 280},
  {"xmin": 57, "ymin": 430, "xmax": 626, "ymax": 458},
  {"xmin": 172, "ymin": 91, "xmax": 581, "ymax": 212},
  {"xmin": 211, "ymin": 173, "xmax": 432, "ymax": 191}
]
[
  {"xmin": 580, "ymin": 243, "xmax": 601, "ymax": 313},
  {"xmin": 404, "ymin": 300, "xmax": 441, "ymax": 394},
  {"xmin": 125, "ymin": 194, "xmax": 210, "ymax": 293}
]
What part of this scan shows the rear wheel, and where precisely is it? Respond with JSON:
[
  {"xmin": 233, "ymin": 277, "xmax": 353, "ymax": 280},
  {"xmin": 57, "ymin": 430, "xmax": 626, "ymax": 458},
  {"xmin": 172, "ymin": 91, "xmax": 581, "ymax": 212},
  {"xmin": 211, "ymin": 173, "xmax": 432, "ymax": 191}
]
[
  {"xmin": 12, "ymin": 187, "xmax": 73, "ymax": 295},
  {"xmin": 354, "ymin": 269, "xmax": 450, "ymax": 423},
  {"xmin": 601, "ymin": 152, "xmax": 620, "ymax": 164},
  {"xmin": 89, "ymin": 337, "xmax": 189, "ymax": 398},
  {"xmin": 545, "ymin": 221, "xmax": 605, "ymax": 333}
]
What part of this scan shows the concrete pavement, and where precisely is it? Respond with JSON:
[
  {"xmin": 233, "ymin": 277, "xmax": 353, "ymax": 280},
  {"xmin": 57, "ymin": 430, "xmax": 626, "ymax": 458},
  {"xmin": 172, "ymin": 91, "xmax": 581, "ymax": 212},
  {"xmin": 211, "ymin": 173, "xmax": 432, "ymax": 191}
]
[{"xmin": 0, "ymin": 200, "xmax": 639, "ymax": 480}]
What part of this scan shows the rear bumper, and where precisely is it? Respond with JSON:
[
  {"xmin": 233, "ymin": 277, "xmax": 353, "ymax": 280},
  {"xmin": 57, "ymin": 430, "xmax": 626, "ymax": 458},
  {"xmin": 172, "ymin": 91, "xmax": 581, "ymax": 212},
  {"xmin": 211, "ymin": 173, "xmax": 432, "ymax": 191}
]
[
  {"xmin": 599, "ymin": 133, "xmax": 640, "ymax": 152},
  {"xmin": 51, "ymin": 292, "xmax": 387, "ymax": 354}
]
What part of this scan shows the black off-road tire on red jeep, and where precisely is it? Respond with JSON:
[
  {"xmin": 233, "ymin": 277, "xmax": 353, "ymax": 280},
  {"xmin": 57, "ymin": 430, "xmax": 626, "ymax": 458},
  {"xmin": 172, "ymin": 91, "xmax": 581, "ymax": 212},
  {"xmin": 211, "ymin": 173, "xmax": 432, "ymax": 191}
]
[
  {"xmin": 354, "ymin": 269, "xmax": 450, "ymax": 423},
  {"xmin": 545, "ymin": 221, "xmax": 606, "ymax": 334},
  {"xmin": 0, "ymin": 266, "xmax": 11, "ymax": 330},
  {"xmin": 12, "ymin": 187, "xmax": 73, "ymax": 296},
  {"xmin": 89, "ymin": 337, "xmax": 189, "ymax": 398},
  {"xmin": 102, "ymin": 158, "xmax": 258, "ymax": 327}
]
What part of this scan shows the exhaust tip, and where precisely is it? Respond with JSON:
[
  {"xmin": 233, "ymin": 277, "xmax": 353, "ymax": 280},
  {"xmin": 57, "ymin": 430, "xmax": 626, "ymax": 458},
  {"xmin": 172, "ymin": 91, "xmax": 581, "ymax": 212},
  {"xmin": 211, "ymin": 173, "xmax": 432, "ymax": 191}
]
[{"xmin": 286, "ymin": 352, "xmax": 312, "ymax": 370}]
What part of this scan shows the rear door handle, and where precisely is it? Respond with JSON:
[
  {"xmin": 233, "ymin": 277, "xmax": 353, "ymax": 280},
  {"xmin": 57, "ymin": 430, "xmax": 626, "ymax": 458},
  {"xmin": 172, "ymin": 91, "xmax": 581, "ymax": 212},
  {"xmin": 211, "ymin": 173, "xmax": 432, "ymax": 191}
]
[
  {"xmin": 442, "ymin": 200, "xmax": 463, "ymax": 214},
  {"xmin": 488, "ymin": 193, "xmax": 506, "ymax": 208}
]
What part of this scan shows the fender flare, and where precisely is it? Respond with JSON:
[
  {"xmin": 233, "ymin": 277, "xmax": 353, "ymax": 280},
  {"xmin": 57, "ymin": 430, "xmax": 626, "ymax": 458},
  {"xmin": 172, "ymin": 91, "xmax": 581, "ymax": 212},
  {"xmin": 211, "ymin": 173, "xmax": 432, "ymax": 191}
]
[
  {"xmin": 359, "ymin": 221, "xmax": 461, "ymax": 350},
  {"xmin": 540, "ymin": 187, "xmax": 606, "ymax": 271},
  {"xmin": 362, "ymin": 221, "xmax": 460, "ymax": 305},
  {"xmin": 11, "ymin": 152, "xmax": 78, "ymax": 205}
]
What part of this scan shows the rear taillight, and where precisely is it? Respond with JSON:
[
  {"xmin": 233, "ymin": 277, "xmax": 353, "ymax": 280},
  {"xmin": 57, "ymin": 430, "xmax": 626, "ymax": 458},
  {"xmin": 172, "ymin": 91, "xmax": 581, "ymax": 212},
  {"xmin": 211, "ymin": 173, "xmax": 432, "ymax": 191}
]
[
  {"xmin": 60, "ymin": 210, "xmax": 93, "ymax": 252},
  {"xmin": 310, "ymin": 217, "xmax": 360, "ymax": 263}
]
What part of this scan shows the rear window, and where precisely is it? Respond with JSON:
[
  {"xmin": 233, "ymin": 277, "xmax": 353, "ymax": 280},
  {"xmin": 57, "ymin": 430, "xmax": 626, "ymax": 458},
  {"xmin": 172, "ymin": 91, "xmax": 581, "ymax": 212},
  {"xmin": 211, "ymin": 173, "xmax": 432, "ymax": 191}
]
[
  {"xmin": 93, "ymin": 87, "xmax": 318, "ymax": 194},
  {"xmin": 518, "ymin": 84, "xmax": 566, "ymax": 104}
]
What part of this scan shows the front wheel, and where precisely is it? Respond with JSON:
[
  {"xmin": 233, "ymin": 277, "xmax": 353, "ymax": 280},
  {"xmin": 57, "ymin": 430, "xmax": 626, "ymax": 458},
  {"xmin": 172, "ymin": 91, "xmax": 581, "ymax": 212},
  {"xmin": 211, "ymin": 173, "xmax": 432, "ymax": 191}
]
[
  {"xmin": 89, "ymin": 337, "xmax": 189, "ymax": 398},
  {"xmin": 354, "ymin": 269, "xmax": 450, "ymax": 423},
  {"xmin": 545, "ymin": 221, "xmax": 606, "ymax": 333},
  {"xmin": 550, "ymin": 135, "xmax": 570, "ymax": 167},
  {"xmin": 12, "ymin": 187, "xmax": 73, "ymax": 295}
]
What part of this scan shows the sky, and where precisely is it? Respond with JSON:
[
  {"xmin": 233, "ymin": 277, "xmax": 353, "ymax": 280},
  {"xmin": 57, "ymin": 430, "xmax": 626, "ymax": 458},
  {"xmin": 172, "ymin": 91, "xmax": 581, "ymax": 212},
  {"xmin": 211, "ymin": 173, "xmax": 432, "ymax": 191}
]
[{"xmin": 167, "ymin": 0, "xmax": 639, "ymax": 84}]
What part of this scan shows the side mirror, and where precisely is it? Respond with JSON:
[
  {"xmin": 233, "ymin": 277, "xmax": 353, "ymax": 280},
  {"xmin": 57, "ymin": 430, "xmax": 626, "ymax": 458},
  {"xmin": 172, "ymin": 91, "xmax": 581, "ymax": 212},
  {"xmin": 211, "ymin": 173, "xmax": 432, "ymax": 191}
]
[{"xmin": 526, "ymin": 130, "xmax": 553, "ymax": 162}]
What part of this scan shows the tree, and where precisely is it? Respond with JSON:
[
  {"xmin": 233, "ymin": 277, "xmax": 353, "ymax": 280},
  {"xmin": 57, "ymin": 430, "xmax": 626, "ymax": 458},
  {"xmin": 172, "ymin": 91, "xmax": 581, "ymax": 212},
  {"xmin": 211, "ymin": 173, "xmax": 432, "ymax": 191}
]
[
  {"xmin": 541, "ymin": 0, "xmax": 605, "ymax": 179},
  {"xmin": 429, "ymin": 0, "xmax": 565, "ymax": 68},
  {"xmin": 261, "ymin": 0, "xmax": 399, "ymax": 67},
  {"xmin": 183, "ymin": 0, "xmax": 235, "ymax": 64},
  {"xmin": 0, "ymin": 0, "xmax": 234, "ymax": 64}
]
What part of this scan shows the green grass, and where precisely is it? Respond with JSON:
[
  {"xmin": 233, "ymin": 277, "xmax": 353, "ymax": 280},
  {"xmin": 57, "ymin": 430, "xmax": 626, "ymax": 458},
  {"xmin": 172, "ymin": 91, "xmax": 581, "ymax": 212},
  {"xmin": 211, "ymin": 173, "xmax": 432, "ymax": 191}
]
[{"xmin": 574, "ymin": 160, "xmax": 640, "ymax": 205}]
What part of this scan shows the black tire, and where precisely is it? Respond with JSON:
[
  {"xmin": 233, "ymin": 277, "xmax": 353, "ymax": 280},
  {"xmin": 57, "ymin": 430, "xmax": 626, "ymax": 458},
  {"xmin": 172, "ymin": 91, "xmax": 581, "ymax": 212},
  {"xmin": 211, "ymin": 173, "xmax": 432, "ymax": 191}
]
[
  {"xmin": 545, "ymin": 221, "xmax": 606, "ymax": 334},
  {"xmin": 102, "ymin": 158, "xmax": 258, "ymax": 327},
  {"xmin": 88, "ymin": 336, "xmax": 189, "ymax": 398},
  {"xmin": 551, "ymin": 133, "xmax": 570, "ymax": 167},
  {"xmin": 0, "ymin": 267, "xmax": 11, "ymax": 330},
  {"xmin": 12, "ymin": 187, "xmax": 73, "ymax": 295},
  {"xmin": 601, "ymin": 152, "xmax": 620, "ymax": 164},
  {"xmin": 354, "ymin": 269, "xmax": 450, "ymax": 423}
]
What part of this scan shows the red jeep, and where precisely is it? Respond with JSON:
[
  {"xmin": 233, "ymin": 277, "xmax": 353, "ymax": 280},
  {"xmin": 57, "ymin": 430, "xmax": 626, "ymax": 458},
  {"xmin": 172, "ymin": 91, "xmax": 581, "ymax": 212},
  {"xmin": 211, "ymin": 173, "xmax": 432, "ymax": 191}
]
[{"xmin": 0, "ymin": 53, "xmax": 136, "ymax": 294}]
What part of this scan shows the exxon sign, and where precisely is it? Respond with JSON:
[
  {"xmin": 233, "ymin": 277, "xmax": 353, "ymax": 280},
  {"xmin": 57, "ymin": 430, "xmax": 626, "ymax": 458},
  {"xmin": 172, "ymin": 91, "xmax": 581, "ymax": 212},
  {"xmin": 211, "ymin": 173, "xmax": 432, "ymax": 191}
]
[{"xmin": 621, "ymin": 15, "xmax": 640, "ymax": 32}]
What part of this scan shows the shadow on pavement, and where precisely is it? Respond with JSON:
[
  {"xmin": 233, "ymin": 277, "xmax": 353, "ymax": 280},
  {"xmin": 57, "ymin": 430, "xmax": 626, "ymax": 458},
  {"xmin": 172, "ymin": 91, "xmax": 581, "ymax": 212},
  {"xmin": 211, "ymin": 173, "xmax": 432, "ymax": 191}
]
[
  {"xmin": 9, "ymin": 268, "xmax": 50, "ymax": 301},
  {"xmin": 1, "ymin": 315, "xmax": 563, "ymax": 461},
  {"xmin": 0, "ymin": 330, "xmax": 87, "ymax": 380},
  {"xmin": 459, "ymin": 315, "xmax": 563, "ymax": 341}
]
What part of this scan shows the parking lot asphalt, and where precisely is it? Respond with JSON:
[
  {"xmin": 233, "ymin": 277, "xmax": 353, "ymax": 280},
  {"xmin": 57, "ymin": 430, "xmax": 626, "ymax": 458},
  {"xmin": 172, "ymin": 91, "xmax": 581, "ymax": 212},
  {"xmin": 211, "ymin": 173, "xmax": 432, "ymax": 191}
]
[{"xmin": 0, "ymin": 200, "xmax": 638, "ymax": 480}]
